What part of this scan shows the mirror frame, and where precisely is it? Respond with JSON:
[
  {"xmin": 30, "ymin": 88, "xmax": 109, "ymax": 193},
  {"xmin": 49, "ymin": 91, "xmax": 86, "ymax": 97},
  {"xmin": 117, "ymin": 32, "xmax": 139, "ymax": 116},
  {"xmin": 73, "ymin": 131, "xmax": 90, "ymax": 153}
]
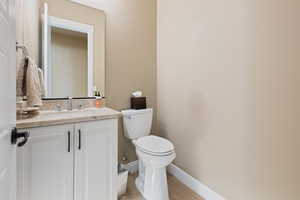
[{"xmin": 43, "ymin": 12, "xmax": 94, "ymax": 97}]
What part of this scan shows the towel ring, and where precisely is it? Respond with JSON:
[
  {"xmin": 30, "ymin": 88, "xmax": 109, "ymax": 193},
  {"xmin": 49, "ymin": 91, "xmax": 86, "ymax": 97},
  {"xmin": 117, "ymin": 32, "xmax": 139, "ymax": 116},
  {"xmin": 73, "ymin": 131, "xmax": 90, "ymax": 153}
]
[{"xmin": 16, "ymin": 42, "xmax": 29, "ymax": 57}]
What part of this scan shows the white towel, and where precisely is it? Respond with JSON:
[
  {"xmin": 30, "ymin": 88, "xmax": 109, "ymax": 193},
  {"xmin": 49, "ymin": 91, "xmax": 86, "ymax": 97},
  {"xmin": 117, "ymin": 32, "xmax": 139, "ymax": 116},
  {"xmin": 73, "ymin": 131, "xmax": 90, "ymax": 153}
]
[
  {"xmin": 16, "ymin": 57, "xmax": 27, "ymax": 97},
  {"xmin": 16, "ymin": 56, "xmax": 43, "ymax": 107},
  {"xmin": 38, "ymin": 68, "xmax": 46, "ymax": 98}
]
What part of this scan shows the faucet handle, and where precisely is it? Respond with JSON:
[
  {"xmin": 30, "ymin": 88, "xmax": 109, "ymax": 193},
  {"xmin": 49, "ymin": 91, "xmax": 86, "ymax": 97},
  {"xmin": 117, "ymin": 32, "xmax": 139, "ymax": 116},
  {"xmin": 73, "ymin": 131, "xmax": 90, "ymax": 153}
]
[{"xmin": 55, "ymin": 105, "xmax": 62, "ymax": 111}]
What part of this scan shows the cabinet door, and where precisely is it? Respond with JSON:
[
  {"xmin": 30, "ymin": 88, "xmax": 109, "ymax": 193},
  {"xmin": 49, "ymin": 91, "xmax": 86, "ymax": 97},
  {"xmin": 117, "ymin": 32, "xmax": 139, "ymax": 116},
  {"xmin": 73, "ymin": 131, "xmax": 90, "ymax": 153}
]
[
  {"xmin": 17, "ymin": 124, "xmax": 74, "ymax": 200},
  {"xmin": 75, "ymin": 119, "xmax": 118, "ymax": 200}
]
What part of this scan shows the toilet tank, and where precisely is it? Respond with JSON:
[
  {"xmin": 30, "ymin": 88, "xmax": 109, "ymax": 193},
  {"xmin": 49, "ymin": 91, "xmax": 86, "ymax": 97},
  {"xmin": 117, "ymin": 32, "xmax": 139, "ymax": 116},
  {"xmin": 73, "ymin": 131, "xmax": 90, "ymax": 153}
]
[{"xmin": 121, "ymin": 108, "xmax": 153, "ymax": 140}]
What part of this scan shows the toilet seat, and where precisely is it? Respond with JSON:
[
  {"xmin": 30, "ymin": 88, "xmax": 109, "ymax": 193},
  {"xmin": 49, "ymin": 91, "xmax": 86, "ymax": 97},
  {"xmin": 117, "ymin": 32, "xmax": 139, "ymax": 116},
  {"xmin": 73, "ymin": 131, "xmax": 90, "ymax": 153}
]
[{"xmin": 135, "ymin": 135, "xmax": 175, "ymax": 156}]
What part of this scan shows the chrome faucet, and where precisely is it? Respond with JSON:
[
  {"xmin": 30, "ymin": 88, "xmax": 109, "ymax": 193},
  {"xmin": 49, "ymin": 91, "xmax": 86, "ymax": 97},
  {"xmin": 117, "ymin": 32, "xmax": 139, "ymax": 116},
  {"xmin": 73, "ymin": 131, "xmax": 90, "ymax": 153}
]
[
  {"xmin": 66, "ymin": 97, "xmax": 73, "ymax": 111},
  {"xmin": 54, "ymin": 105, "xmax": 62, "ymax": 112}
]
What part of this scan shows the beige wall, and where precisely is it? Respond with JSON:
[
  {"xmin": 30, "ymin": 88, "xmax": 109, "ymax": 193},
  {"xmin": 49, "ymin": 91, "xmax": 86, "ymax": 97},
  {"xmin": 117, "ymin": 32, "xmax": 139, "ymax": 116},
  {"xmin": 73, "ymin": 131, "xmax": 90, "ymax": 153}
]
[
  {"xmin": 158, "ymin": 0, "xmax": 300, "ymax": 200},
  {"xmin": 254, "ymin": 1, "xmax": 300, "ymax": 199},
  {"xmin": 51, "ymin": 32, "xmax": 87, "ymax": 97}
]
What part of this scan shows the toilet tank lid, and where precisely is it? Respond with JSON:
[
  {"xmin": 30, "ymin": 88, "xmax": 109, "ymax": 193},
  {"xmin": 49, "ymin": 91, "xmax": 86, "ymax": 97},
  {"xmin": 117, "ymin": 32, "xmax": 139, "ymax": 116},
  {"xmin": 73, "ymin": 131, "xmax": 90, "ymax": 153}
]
[{"xmin": 121, "ymin": 108, "xmax": 153, "ymax": 116}]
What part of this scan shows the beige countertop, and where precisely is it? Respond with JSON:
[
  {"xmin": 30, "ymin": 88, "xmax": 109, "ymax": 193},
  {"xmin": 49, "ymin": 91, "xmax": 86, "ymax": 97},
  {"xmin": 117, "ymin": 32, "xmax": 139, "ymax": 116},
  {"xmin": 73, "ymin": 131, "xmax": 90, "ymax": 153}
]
[{"xmin": 17, "ymin": 107, "xmax": 121, "ymax": 129}]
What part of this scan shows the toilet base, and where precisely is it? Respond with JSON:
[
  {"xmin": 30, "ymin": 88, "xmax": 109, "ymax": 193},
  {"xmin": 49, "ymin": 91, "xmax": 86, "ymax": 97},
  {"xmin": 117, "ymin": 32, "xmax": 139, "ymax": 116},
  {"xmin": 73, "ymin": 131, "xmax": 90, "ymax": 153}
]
[
  {"xmin": 135, "ymin": 177, "xmax": 146, "ymax": 200},
  {"xmin": 135, "ymin": 165, "xmax": 170, "ymax": 200}
]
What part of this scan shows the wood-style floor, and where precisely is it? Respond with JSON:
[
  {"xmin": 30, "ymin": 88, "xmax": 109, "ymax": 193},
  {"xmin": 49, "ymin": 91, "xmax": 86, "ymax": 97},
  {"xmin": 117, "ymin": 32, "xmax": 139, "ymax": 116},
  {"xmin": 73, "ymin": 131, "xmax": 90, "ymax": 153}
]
[{"xmin": 119, "ymin": 173, "xmax": 204, "ymax": 200}]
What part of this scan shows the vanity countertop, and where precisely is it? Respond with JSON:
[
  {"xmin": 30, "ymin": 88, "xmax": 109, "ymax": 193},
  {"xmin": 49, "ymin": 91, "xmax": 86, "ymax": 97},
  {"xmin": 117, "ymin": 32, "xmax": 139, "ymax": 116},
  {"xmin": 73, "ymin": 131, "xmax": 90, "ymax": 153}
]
[{"xmin": 17, "ymin": 107, "xmax": 121, "ymax": 129}]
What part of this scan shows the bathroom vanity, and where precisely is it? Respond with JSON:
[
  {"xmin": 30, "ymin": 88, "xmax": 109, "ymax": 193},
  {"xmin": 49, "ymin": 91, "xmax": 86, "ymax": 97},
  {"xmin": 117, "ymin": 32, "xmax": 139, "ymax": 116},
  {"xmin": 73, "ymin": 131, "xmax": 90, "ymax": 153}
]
[
  {"xmin": 15, "ymin": 1, "xmax": 117, "ymax": 199},
  {"xmin": 16, "ymin": 107, "xmax": 120, "ymax": 200}
]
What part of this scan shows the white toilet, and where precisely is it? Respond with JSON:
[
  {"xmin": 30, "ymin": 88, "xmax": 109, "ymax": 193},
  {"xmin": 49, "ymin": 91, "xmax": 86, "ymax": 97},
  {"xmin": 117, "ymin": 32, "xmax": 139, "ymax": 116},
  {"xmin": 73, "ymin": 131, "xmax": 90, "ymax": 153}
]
[{"xmin": 122, "ymin": 108, "xmax": 176, "ymax": 200}]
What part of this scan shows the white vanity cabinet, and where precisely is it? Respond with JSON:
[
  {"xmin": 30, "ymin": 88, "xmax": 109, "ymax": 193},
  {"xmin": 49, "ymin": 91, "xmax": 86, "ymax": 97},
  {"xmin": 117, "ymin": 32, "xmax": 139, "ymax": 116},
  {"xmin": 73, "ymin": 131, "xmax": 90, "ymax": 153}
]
[
  {"xmin": 17, "ymin": 124, "xmax": 74, "ymax": 200},
  {"xmin": 74, "ymin": 120, "xmax": 118, "ymax": 200},
  {"xmin": 17, "ymin": 119, "xmax": 118, "ymax": 200}
]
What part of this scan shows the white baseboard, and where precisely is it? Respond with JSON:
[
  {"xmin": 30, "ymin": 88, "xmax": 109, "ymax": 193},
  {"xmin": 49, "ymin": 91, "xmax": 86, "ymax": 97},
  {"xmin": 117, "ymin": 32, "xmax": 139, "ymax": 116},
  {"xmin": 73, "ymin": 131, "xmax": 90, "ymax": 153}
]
[
  {"xmin": 167, "ymin": 164, "xmax": 226, "ymax": 200},
  {"xmin": 124, "ymin": 160, "xmax": 226, "ymax": 200},
  {"xmin": 123, "ymin": 160, "xmax": 138, "ymax": 174}
]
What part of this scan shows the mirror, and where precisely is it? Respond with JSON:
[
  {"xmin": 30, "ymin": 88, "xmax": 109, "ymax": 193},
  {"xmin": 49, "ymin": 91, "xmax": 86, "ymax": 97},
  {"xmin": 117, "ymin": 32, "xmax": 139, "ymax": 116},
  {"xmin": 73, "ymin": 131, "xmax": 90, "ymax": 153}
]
[
  {"xmin": 49, "ymin": 28, "xmax": 89, "ymax": 97},
  {"xmin": 43, "ymin": 13, "xmax": 94, "ymax": 97},
  {"xmin": 16, "ymin": 1, "xmax": 106, "ymax": 99}
]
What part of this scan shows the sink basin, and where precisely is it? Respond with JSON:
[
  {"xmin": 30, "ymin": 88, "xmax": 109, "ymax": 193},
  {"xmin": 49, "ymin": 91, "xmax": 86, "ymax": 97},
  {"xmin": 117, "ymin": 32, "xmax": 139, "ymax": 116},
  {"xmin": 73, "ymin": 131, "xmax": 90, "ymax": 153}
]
[{"xmin": 40, "ymin": 107, "xmax": 100, "ymax": 119}]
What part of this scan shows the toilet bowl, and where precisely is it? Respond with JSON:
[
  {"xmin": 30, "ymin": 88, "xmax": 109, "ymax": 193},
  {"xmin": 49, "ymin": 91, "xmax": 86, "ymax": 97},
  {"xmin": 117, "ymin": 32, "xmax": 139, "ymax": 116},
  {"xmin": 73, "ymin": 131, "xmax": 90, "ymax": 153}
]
[
  {"xmin": 122, "ymin": 109, "xmax": 176, "ymax": 200},
  {"xmin": 134, "ymin": 136, "xmax": 176, "ymax": 200}
]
